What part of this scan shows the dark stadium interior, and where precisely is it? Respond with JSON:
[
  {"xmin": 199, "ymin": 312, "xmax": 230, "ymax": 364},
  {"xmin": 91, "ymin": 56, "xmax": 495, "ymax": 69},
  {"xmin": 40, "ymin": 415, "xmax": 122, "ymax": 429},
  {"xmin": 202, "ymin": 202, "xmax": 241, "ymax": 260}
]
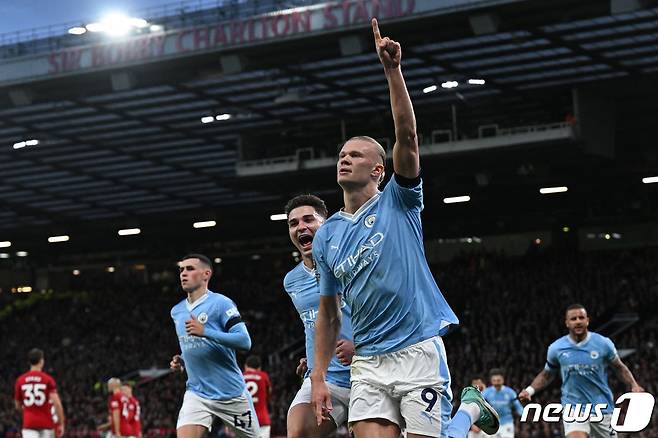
[{"xmin": 1, "ymin": 0, "xmax": 657, "ymax": 437}]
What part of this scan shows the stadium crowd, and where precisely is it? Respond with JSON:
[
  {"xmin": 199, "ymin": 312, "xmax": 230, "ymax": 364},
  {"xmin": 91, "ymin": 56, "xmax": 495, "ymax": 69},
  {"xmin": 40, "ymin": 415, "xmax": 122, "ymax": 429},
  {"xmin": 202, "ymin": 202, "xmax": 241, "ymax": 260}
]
[{"xmin": 1, "ymin": 245, "xmax": 656, "ymax": 437}]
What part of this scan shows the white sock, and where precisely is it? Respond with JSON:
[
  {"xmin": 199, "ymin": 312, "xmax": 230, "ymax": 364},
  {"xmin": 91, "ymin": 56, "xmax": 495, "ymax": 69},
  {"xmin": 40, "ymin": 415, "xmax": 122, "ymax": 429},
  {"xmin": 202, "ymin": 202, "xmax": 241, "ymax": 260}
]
[{"xmin": 458, "ymin": 402, "xmax": 481, "ymax": 424}]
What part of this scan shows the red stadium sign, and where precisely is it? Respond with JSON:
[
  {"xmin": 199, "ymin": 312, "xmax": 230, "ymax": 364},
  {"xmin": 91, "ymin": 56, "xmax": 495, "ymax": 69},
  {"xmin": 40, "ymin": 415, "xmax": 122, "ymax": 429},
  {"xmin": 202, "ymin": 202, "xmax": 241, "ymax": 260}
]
[{"xmin": 47, "ymin": 0, "xmax": 416, "ymax": 75}]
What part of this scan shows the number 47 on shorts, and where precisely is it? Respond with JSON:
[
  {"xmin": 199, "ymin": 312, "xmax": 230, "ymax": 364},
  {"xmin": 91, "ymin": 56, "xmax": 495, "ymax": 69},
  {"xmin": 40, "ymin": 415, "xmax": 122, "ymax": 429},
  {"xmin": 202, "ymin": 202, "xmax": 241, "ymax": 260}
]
[{"xmin": 233, "ymin": 410, "xmax": 252, "ymax": 429}]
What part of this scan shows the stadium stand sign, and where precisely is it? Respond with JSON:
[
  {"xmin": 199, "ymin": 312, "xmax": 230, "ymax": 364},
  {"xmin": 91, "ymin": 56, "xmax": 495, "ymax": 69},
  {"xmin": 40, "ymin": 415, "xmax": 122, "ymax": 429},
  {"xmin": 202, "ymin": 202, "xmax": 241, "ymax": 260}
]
[{"xmin": 0, "ymin": 0, "xmax": 483, "ymax": 85}]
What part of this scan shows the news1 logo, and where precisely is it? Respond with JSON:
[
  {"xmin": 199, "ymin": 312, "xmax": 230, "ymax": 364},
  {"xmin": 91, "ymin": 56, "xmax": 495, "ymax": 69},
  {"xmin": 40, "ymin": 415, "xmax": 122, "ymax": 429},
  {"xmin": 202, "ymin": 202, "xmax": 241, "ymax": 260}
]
[{"xmin": 521, "ymin": 392, "xmax": 655, "ymax": 432}]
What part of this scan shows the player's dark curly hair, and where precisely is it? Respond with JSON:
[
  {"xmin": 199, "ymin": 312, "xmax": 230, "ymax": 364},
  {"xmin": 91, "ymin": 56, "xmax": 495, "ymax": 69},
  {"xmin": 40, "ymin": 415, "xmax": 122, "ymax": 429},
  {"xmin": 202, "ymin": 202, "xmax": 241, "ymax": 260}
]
[{"xmin": 284, "ymin": 194, "xmax": 328, "ymax": 219}]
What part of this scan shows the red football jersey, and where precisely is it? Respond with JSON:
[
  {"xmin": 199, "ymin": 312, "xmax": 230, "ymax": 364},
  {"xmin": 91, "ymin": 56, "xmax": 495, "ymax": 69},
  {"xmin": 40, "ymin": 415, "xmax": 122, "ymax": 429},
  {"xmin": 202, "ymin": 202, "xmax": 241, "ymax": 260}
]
[
  {"xmin": 108, "ymin": 392, "xmax": 135, "ymax": 436},
  {"xmin": 14, "ymin": 370, "xmax": 57, "ymax": 430},
  {"xmin": 243, "ymin": 369, "xmax": 271, "ymax": 426}
]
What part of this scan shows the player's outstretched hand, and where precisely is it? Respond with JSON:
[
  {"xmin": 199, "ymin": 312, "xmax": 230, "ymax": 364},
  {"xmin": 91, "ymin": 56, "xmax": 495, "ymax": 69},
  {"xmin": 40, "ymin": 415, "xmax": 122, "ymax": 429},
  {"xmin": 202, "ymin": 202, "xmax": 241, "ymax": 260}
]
[
  {"xmin": 310, "ymin": 373, "xmax": 333, "ymax": 426},
  {"xmin": 296, "ymin": 357, "xmax": 308, "ymax": 378},
  {"xmin": 57, "ymin": 423, "xmax": 65, "ymax": 437},
  {"xmin": 170, "ymin": 354, "xmax": 185, "ymax": 373},
  {"xmin": 335, "ymin": 339, "xmax": 355, "ymax": 366},
  {"xmin": 372, "ymin": 18, "xmax": 401, "ymax": 69},
  {"xmin": 185, "ymin": 313, "xmax": 204, "ymax": 337},
  {"xmin": 518, "ymin": 389, "xmax": 531, "ymax": 403}
]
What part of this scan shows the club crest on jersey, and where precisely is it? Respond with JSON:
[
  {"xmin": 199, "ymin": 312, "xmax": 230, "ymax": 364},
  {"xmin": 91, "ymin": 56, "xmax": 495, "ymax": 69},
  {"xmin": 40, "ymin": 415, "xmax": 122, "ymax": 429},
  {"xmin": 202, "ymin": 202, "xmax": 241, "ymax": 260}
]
[
  {"xmin": 590, "ymin": 351, "xmax": 599, "ymax": 359},
  {"xmin": 364, "ymin": 214, "xmax": 376, "ymax": 228},
  {"xmin": 197, "ymin": 312, "xmax": 209, "ymax": 324}
]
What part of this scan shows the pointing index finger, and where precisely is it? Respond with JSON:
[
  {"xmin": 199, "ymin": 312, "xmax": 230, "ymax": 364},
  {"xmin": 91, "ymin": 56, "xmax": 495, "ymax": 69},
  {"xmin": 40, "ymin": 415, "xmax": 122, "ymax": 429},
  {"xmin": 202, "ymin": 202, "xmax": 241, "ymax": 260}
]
[{"xmin": 372, "ymin": 18, "xmax": 381, "ymax": 43}]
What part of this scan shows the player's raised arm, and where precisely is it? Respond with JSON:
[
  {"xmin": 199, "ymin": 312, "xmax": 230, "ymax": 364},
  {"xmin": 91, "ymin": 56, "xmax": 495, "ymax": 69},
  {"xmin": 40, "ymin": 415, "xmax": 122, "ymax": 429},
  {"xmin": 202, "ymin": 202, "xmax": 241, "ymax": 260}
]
[{"xmin": 372, "ymin": 18, "xmax": 419, "ymax": 179}]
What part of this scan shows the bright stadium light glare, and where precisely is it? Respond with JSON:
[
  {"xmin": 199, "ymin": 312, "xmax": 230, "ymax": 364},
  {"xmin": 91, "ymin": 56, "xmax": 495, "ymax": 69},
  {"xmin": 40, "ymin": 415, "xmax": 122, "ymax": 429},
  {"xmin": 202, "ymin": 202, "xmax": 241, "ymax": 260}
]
[
  {"xmin": 423, "ymin": 85, "xmax": 438, "ymax": 94},
  {"xmin": 270, "ymin": 213, "xmax": 287, "ymax": 221},
  {"xmin": 441, "ymin": 81, "xmax": 459, "ymax": 89},
  {"xmin": 193, "ymin": 220, "xmax": 216, "ymax": 229},
  {"xmin": 72, "ymin": 269, "xmax": 81, "ymax": 276},
  {"xmin": 107, "ymin": 266, "xmax": 116, "ymax": 273},
  {"xmin": 539, "ymin": 186, "xmax": 568, "ymax": 194},
  {"xmin": 129, "ymin": 17, "xmax": 149, "ymax": 28},
  {"xmin": 201, "ymin": 116, "xmax": 215, "ymax": 124},
  {"xmin": 85, "ymin": 22, "xmax": 105, "ymax": 32},
  {"xmin": 68, "ymin": 26, "xmax": 87, "ymax": 35},
  {"xmin": 0, "ymin": 241, "xmax": 11, "ymax": 248},
  {"xmin": 216, "ymin": 113, "xmax": 232, "ymax": 121},
  {"xmin": 214, "ymin": 257, "xmax": 222, "ymax": 264},
  {"xmin": 118, "ymin": 228, "xmax": 141, "ymax": 236},
  {"xmin": 642, "ymin": 176, "xmax": 658, "ymax": 184},
  {"xmin": 0, "ymin": 253, "xmax": 9, "ymax": 259},
  {"xmin": 468, "ymin": 79, "xmax": 486, "ymax": 85},
  {"xmin": 102, "ymin": 14, "xmax": 133, "ymax": 37},
  {"xmin": 48, "ymin": 235, "xmax": 70, "ymax": 243},
  {"xmin": 149, "ymin": 24, "xmax": 164, "ymax": 32},
  {"xmin": 16, "ymin": 251, "xmax": 28, "ymax": 257},
  {"xmin": 443, "ymin": 195, "xmax": 470, "ymax": 204},
  {"xmin": 13, "ymin": 139, "xmax": 38, "ymax": 150}
]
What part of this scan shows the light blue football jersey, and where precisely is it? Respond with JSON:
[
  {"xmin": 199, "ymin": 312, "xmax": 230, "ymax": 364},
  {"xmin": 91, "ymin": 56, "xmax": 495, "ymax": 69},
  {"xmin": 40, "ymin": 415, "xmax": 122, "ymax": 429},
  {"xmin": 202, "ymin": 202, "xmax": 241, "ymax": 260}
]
[
  {"xmin": 312, "ymin": 175, "xmax": 459, "ymax": 355},
  {"xmin": 171, "ymin": 291, "xmax": 247, "ymax": 400},
  {"xmin": 482, "ymin": 385, "xmax": 523, "ymax": 425},
  {"xmin": 545, "ymin": 332, "xmax": 618, "ymax": 413},
  {"xmin": 284, "ymin": 262, "xmax": 353, "ymax": 388}
]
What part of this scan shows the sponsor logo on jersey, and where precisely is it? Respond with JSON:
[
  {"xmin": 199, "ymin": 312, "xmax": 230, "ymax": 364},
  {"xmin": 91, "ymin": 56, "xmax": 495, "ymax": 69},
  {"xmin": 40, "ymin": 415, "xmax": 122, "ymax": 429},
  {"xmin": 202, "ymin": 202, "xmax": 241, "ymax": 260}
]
[{"xmin": 334, "ymin": 232, "xmax": 384, "ymax": 284}]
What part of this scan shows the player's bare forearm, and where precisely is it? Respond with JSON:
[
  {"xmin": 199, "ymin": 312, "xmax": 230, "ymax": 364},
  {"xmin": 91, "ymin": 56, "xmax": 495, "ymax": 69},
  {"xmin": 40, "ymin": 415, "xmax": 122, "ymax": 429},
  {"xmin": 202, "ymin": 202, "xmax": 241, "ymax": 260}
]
[
  {"xmin": 311, "ymin": 295, "xmax": 341, "ymax": 380},
  {"xmin": 386, "ymin": 67, "xmax": 420, "ymax": 178},
  {"xmin": 519, "ymin": 369, "xmax": 555, "ymax": 402},
  {"xmin": 611, "ymin": 357, "xmax": 643, "ymax": 390},
  {"xmin": 112, "ymin": 410, "xmax": 122, "ymax": 437},
  {"xmin": 387, "ymin": 67, "xmax": 419, "ymax": 178},
  {"xmin": 97, "ymin": 422, "xmax": 111, "ymax": 431},
  {"xmin": 530, "ymin": 369, "xmax": 554, "ymax": 392},
  {"xmin": 51, "ymin": 393, "xmax": 66, "ymax": 428},
  {"xmin": 14, "ymin": 400, "xmax": 21, "ymax": 412}
]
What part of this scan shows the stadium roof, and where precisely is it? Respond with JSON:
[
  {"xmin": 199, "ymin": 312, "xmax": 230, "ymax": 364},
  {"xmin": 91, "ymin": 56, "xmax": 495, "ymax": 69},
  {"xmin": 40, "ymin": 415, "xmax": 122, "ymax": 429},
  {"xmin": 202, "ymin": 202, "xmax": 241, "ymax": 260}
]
[{"xmin": 0, "ymin": 0, "xmax": 656, "ymax": 258}]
